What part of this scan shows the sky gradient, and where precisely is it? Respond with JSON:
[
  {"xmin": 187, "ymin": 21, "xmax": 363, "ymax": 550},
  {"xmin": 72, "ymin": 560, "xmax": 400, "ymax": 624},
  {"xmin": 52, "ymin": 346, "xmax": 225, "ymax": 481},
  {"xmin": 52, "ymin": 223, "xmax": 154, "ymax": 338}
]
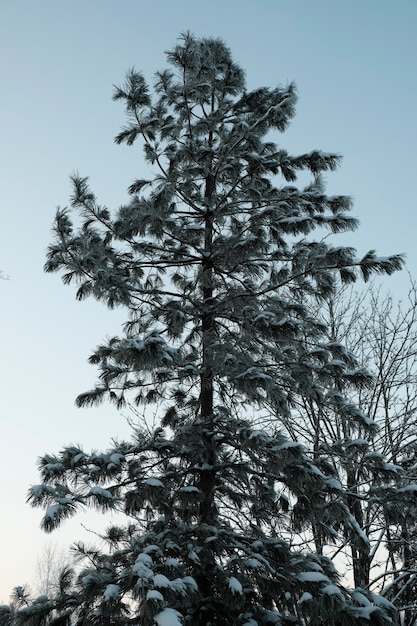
[{"xmin": 1, "ymin": 0, "xmax": 416, "ymax": 601}]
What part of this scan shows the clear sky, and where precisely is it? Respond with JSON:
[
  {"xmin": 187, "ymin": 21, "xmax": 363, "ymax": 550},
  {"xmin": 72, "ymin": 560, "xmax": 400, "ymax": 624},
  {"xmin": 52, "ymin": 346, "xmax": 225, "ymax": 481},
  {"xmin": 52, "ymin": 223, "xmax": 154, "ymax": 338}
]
[{"xmin": 0, "ymin": 0, "xmax": 416, "ymax": 601}]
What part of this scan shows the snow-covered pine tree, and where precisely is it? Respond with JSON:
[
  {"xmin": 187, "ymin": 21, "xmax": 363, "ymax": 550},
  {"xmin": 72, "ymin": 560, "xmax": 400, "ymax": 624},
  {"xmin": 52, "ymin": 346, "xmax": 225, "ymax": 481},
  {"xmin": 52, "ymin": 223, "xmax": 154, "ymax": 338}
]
[{"xmin": 18, "ymin": 33, "xmax": 404, "ymax": 625}]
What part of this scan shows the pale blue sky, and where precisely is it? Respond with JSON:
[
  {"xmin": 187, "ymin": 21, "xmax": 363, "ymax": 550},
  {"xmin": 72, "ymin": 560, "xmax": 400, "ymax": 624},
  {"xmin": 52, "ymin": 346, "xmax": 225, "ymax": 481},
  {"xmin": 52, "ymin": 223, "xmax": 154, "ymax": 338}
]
[{"xmin": 0, "ymin": 0, "xmax": 416, "ymax": 600}]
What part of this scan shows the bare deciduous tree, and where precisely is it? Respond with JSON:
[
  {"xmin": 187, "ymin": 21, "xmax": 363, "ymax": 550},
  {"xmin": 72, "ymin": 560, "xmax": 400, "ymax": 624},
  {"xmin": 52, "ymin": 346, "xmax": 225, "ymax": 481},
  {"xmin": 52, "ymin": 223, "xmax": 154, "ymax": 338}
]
[
  {"xmin": 34, "ymin": 542, "xmax": 72, "ymax": 597},
  {"xmin": 284, "ymin": 281, "xmax": 417, "ymax": 624}
]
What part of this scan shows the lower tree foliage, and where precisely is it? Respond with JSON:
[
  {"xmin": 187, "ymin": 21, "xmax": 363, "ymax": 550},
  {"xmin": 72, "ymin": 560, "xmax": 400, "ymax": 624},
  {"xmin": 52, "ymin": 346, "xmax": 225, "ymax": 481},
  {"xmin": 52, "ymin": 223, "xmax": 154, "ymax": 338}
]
[
  {"xmin": 1, "ymin": 34, "xmax": 405, "ymax": 625},
  {"xmin": 6, "ymin": 421, "xmax": 398, "ymax": 625}
]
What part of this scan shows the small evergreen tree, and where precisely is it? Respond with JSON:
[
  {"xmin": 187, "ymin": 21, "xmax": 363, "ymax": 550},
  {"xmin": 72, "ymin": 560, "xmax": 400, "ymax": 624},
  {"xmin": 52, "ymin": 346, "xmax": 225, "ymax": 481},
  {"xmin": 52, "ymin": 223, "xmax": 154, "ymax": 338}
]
[{"xmin": 10, "ymin": 34, "xmax": 405, "ymax": 625}]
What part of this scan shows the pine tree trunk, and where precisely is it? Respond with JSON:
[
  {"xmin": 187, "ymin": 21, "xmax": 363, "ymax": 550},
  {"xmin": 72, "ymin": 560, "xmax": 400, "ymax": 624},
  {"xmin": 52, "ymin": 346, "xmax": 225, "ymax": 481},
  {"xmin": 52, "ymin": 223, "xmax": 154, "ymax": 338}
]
[{"xmin": 195, "ymin": 171, "xmax": 218, "ymax": 624}]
